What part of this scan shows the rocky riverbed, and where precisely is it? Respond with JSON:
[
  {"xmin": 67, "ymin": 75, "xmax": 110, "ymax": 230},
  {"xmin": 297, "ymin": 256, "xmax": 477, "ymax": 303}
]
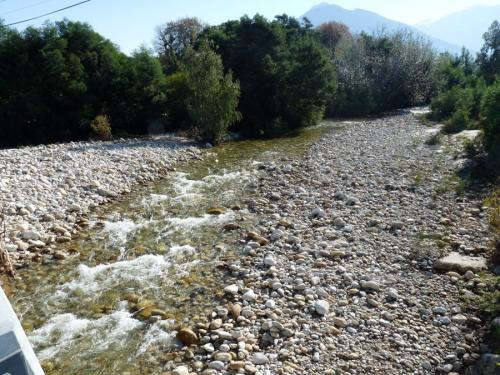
[
  {"xmin": 1, "ymin": 111, "xmax": 497, "ymax": 375},
  {"xmin": 0, "ymin": 136, "xmax": 201, "ymax": 269},
  {"xmin": 165, "ymin": 112, "xmax": 496, "ymax": 374}
]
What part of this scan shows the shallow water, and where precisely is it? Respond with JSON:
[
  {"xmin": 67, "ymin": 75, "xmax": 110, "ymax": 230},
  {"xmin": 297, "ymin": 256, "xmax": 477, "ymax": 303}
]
[{"xmin": 3, "ymin": 121, "xmax": 343, "ymax": 374}]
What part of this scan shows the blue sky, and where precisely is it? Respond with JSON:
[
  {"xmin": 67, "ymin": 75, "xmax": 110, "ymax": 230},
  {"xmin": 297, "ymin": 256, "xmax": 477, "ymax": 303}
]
[{"xmin": 1, "ymin": 0, "xmax": 499, "ymax": 54}]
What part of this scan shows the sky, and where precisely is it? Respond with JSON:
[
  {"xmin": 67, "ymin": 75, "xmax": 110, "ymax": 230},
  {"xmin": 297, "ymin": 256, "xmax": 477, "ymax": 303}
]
[{"xmin": 1, "ymin": 0, "xmax": 499, "ymax": 54}]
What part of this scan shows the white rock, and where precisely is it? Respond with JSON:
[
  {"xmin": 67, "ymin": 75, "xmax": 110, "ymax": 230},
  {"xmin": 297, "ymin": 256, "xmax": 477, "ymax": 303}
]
[
  {"xmin": 251, "ymin": 353, "xmax": 269, "ymax": 365},
  {"xmin": 434, "ymin": 252, "xmax": 487, "ymax": 273},
  {"xmin": 243, "ymin": 289, "xmax": 257, "ymax": 302},
  {"xmin": 360, "ymin": 280, "xmax": 380, "ymax": 292},
  {"xmin": 172, "ymin": 366, "xmax": 189, "ymax": 375},
  {"xmin": 314, "ymin": 300, "xmax": 330, "ymax": 315},
  {"xmin": 224, "ymin": 284, "xmax": 239, "ymax": 294},
  {"xmin": 21, "ymin": 230, "xmax": 40, "ymax": 241},
  {"xmin": 264, "ymin": 254, "xmax": 277, "ymax": 266},
  {"xmin": 202, "ymin": 343, "xmax": 215, "ymax": 353}
]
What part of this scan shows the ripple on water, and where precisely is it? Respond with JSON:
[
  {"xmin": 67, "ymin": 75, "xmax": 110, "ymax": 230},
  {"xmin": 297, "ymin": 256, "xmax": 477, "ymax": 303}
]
[
  {"xmin": 103, "ymin": 219, "xmax": 141, "ymax": 243},
  {"xmin": 55, "ymin": 254, "xmax": 198, "ymax": 298},
  {"xmin": 30, "ymin": 306, "xmax": 142, "ymax": 361}
]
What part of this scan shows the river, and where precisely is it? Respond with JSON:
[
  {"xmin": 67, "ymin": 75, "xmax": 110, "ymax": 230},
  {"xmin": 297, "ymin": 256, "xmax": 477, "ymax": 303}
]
[{"xmin": 2, "ymin": 121, "xmax": 343, "ymax": 374}]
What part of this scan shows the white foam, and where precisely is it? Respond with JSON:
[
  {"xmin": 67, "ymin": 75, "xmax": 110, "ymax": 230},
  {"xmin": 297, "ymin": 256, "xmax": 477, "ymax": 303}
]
[
  {"xmin": 29, "ymin": 309, "xmax": 142, "ymax": 361},
  {"xmin": 138, "ymin": 321, "xmax": 176, "ymax": 354},
  {"xmin": 202, "ymin": 170, "xmax": 252, "ymax": 185},
  {"xmin": 169, "ymin": 244, "xmax": 196, "ymax": 256},
  {"xmin": 103, "ymin": 219, "xmax": 139, "ymax": 242},
  {"xmin": 55, "ymin": 254, "xmax": 200, "ymax": 300},
  {"xmin": 167, "ymin": 211, "xmax": 235, "ymax": 232},
  {"xmin": 171, "ymin": 172, "xmax": 205, "ymax": 196},
  {"xmin": 61, "ymin": 255, "xmax": 173, "ymax": 295},
  {"xmin": 149, "ymin": 194, "xmax": 170, "ymax": 204}
]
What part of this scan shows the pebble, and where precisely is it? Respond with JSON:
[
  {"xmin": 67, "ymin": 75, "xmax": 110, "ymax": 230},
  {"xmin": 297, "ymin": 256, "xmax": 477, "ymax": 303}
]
[
  {"xmin": 314, "ymin": 300, "xmax": 330, "ymax": 315},
  {"xmin": 251, "ymin": 353, "xmax": 269, "ymax": 365}
]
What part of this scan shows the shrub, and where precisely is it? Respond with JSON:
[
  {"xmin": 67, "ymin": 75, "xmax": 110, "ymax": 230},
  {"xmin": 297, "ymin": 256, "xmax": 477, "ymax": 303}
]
[
  {"xmin": 181, "ymin": 44, "xmax": 241, "ymax": 144},
  {"xmin": 202, "ymin": 15, "xmax": 335, "ymax": 137},
  {"xmin": 430, "ymin": 86, "xmax": 461, "ymax": 120},
  {"xmin": 480, "ymin": 78, "xmax": 500, "ymax": 163},
  {"xmin": 90, "ymin": 115, "xmax": 112, "ymax": 141},
  {"xmin": 443, "ymin": 108, "xmax": 470, "ymax": 134}
]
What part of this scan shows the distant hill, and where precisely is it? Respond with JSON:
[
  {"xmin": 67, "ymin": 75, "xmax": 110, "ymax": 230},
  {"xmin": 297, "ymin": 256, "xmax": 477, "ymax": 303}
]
[
  {"xmin": 415, "ymin": 5, "xmax": 500, "ymax": 53},
  {"xmin": 302, "ymin": 2, "xmax": 462, "ymax": 54}
]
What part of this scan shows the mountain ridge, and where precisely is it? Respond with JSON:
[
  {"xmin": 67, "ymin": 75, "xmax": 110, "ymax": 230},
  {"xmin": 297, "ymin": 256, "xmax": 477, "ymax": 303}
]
[
  {"xmin": 414, "ymin": 5, "xmax": 500, "ymax": 52},
  {"xmin": 302, "ymin": 3, "xmax": 462, "ymax": 54}
]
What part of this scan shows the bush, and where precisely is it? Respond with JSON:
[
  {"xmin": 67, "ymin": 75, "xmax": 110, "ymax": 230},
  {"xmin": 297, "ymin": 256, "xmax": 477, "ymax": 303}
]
[
  {"xmin": 331, "ymin": 29, "xmax": 437, "ymax": 117},
  {"xmin": 443, "ymin": 108, "xmax": 470, "ymax": 134},
  {"xmin": 90, "ymin": 115, "xmax": 112, "ymax": 141},
  {"xmin": 480, "ymin": 78, "xmax": 500, "ymax": 162},
  {"xmin": 430, "ymin": 86, "xmax": 461, "ymax": 120},
  {"xmin": 181, "ymin": 44, "xmax": 241, "ymax": 144},
  {"xmin": 202, "ymin": 15, "xmax": 335, "ymax": 137}
]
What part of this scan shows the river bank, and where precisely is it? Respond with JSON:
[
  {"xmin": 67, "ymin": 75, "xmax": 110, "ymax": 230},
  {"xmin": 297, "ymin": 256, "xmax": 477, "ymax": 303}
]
[
  {"xmin": 1, "ymin": 111, "xmax": 496, "ymax": 375},
  {"xmin": 0, "ymin": 136, "xmax": 202, "ymax": 270},
  {"xmin": 175, "ymin": 111, "xmax": 495, "ymax": 374}
]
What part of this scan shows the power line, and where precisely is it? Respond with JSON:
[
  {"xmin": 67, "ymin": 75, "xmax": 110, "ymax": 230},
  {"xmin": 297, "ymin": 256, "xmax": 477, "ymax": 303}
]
[
  {"xmin": 4, "ymin": 0, "xmax": 91, "ymax": 26},
  {"xmin": 1, "ymin": 0, "xmax": 59, "ymax": 17}
]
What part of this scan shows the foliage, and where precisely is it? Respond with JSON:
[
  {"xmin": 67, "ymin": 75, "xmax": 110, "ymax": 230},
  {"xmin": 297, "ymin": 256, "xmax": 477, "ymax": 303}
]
[
  {"xmin": 202, "ymin": 15, "xmax": 335, "ymax": 137},
  {"xmin": 330, "ymin": 29, "xmax": 437, "ymax": 116},
  {"xmin": 316, "ymin": 21, "xmax": 350, "ymax": 57},
  {"xmin": 480, "ymin": 78, "xmax": 500, "ymax": 162},
  {"xmin": 430, "ymin": 21, "xmax": 499, "ymax": 168},
  {"xmin": 477, "ymin": 20, "xmax": 500, "ymax": 84},
  {"xmin": 90, "ymin": 115, "xmax": 112, "ymax": 140},
  {"xmin": 155, "ymin": 17, "xmax": 205, "ymax": 72},
  {"xmin": 0, "ymin": 20, "xmax": 169, "ymax": 147},
  {"xmin": 181, "ymin": 44, "xmax": 241, "ymax": 144}
]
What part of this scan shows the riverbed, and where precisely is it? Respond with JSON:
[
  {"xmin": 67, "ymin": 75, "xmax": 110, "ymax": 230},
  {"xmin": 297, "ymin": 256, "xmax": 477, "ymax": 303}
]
[{"xmin": 2, "ymin": 121, "xmax": 340, "ymax": 374}]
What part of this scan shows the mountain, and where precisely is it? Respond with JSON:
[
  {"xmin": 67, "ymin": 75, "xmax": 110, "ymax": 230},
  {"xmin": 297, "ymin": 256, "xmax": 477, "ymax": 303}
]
[
  {"xmin": 302, "ymin": 3, "xmax": 462, "ymax": 54},
  {"xmin": 415, "ymin": 5, "xmax": 500, "ymax": 53}
]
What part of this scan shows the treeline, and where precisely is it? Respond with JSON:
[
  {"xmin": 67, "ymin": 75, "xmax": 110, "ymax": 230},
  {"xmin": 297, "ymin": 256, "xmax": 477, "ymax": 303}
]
[
  {"xmin": 430, "ymin": 21, "xmax": 500, "ymax": 164},
  {"xmin": 1, "ymin": 15, "xmax": 441, "ymax": 147}
]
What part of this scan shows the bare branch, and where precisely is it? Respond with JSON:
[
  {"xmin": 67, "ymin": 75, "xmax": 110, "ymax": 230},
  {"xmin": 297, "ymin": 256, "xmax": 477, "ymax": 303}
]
[{"xmin": 0, "ymin": 205, "xmax": 16, "ymax": 277}]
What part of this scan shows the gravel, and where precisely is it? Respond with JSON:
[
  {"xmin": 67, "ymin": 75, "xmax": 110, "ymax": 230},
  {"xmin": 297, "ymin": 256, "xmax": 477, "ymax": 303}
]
[
  {"xmin": 168, "ymin": 111, "xmax": 492, "ymax": 374},
  {"xmin": 0, "ymin": 136, "xmax": 201, "ymax": 268}
]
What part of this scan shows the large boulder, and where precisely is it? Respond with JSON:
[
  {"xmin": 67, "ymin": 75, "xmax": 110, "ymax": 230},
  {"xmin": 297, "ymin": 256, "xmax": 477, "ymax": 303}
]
[{"xmin": 434, "ymin": 252, "xmax": 487, "ymax": 273}]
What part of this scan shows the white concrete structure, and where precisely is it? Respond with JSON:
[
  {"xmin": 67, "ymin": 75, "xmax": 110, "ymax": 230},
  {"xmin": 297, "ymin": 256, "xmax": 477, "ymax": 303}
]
[{"xmin": 0, "ymin": 287, "xmax": 44, "ymax": 375}]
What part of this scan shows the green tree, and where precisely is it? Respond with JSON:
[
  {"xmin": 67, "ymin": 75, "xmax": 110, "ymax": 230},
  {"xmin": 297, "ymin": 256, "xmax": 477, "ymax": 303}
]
[
  {"xmin": 332, "ymin": 29, "xmax": 436, "ymax": 116},
  {"xmin": 0, "ymin": 20, "xmax": 170, "ymax": 147},
  {"xmin": 480, "ymin": 78, "xmax": 500, "ymax": 162},
  {"xmin": 202, "ymin": 15, "xmax": 335, "ymax": 137},
  {"xmin": 181, "ymin": 44, "xmax": 241, "ymax": 144},
  {"xmin": 478, "ymin": 21, "xmax": 500, "ymax": 84},
  {"xmin": 155, "ymin": 17, "xmax": 205, "ymax": 72}
]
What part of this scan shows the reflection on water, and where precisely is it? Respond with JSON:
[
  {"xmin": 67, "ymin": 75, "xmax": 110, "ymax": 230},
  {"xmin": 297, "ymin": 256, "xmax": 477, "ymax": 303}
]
[{"xmin": 3, "ymin": 120, "xmax": 343, "ymax": 374}]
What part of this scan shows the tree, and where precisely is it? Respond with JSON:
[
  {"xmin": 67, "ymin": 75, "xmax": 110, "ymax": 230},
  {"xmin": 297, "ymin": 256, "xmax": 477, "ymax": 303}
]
[
  {"xmin": 480, "ymin": 78, "xmax": 500, "ymax": 161},
  {"xmin": 155, "ymin": 17, "xmax": 205, "ymax": 72},
  {"xmin": 478, "ymin": 20, "xmax": 500, "ymax": 84},
  {"xmin": 181, "ymin": 44, "xmax": 241, "ymax": 144},
  {"xmin": 0, "ymin": 20, "xmax": 170, "ymax": 147},
  {"xmin": 202, "ymin": 15, "xmax": 336, "ymax": 137},
  {"xmin": 332, "ymin": 29, "xmax": 437, "ymax": 116},
  {"xmin": 316, "ymin": 22, "xmax": 350, "ymax": 57}
]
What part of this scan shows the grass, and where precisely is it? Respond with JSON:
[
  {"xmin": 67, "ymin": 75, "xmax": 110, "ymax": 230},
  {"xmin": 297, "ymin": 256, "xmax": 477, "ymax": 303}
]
[
  {"xmin": 410, "ymin": 166, "xmax": 427, "ymax": 186},
  {"xmin": 435, "ymin": 173, "xmax": 467, "ymax": 196},
  {"xmin": 467, "ymin": 187, "xmax": 500, "ymax": 354},
  {"xmin": 409, "ymin": 232, "xmax": 449, "ymax": 261},
  {"xmin": 425, "ymin": 132, "xmax": 443, "ymax": 146}
]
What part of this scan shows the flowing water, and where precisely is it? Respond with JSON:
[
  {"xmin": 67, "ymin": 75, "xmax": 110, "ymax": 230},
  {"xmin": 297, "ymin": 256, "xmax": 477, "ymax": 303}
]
[{"xmin": 2, "ymin": 121, "xmax": 344, "ymax": 375}]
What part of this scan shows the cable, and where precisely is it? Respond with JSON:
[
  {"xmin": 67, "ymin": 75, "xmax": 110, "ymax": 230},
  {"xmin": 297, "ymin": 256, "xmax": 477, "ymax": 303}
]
[
  {"xmin": 1, "ymin": 0, "xmax": 59, "ymax": 17},
  {"xmin": 4, "ymin": 0, "xmax": 91, "ymax": 26}
]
